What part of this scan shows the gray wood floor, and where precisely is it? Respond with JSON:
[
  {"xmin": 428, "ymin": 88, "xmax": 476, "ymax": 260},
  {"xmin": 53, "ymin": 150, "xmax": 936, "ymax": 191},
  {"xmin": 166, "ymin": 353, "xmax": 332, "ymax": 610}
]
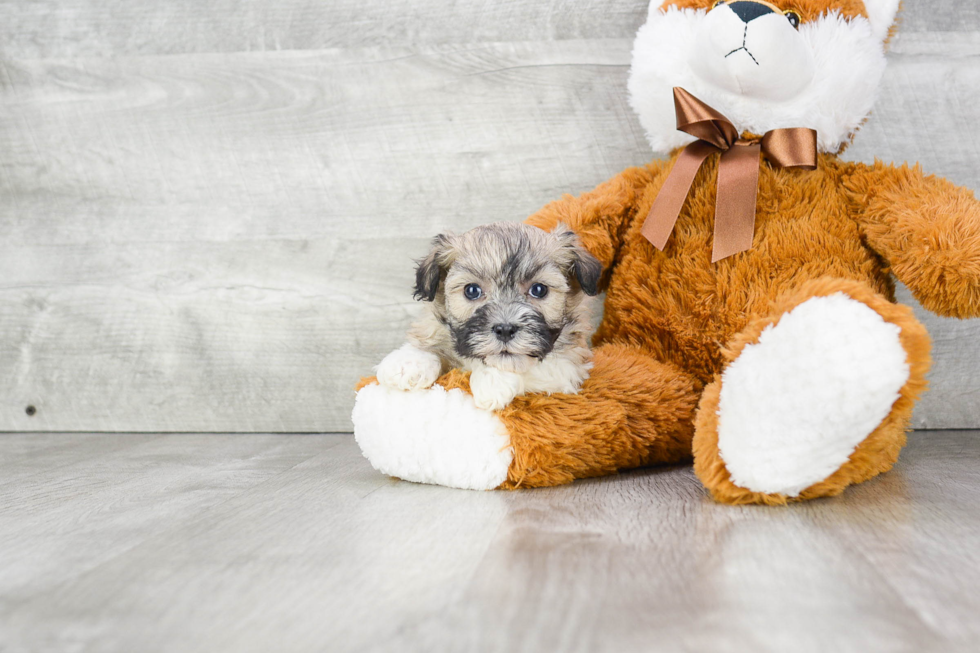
[{"xmin": 1, "ymin": 431, "xmax": 978, "ymax": 652}]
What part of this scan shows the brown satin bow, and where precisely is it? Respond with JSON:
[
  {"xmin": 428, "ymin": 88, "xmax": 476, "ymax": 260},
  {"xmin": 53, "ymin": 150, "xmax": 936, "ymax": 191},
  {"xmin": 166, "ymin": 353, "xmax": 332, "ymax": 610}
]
[{"xmin": 641, "ymin": 87, "xmax": 818, "ymax": 262}]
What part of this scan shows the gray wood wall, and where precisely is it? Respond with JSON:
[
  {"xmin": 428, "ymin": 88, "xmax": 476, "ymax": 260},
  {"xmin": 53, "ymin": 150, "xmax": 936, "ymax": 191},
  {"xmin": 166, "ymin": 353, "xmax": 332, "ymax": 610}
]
[{"xmin": 1, "ymin": 1, "xmax": 978, "ymax": 433}]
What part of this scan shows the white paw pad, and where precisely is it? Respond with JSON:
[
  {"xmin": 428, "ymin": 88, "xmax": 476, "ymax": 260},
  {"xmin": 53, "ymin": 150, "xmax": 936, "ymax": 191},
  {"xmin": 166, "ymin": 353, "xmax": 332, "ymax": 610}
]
[
  {"xmin": 717, "ymin": 293, "xmax": 910, "ymax": 497},
  {"xmin": 352, "ymin": 383, "xmax": 513, "ymax": 490},
  {"xmin": 376, "ymin": 344, "xmax": 442, "ymax": 391}
]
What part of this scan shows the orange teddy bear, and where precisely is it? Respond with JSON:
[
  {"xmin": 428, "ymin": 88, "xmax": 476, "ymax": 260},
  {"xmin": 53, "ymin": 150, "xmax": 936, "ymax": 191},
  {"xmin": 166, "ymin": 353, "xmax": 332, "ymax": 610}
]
[{"xmin": 353, "ymin": 0, "xmax": 980, "ymax": 504}]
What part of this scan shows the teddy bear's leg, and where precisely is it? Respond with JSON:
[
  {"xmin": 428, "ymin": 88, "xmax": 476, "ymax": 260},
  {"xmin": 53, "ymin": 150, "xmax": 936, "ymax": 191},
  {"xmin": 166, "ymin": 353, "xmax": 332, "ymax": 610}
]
[
  {"xmin": 496, "ymin": 342, "xmax": 701, "ymax": 488},
  {"xmin": 692, "ymin": 278, "xmax": 931, "ymax": 505},
  {"xmin": 353, "ymin": 343, "xmax": 701, "ymax": 490}
]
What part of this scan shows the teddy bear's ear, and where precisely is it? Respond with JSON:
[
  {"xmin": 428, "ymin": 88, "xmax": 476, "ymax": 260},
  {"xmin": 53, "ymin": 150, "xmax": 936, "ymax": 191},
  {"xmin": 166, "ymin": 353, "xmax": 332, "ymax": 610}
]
[{"xmin": 863, "ymin": 0, "xmax": 901, "ymax": 42}]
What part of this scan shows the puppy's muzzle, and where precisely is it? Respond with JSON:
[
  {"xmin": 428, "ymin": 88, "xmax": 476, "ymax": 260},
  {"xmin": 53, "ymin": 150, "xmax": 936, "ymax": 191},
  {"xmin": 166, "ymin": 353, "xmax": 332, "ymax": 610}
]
[{"xmin": 492, "ymin": 323, "xmax": 519, "ymax": 343}]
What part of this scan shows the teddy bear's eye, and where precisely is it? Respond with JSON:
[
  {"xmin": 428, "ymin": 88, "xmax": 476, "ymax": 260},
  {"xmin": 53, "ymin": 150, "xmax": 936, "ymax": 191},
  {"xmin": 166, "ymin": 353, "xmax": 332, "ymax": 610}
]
[
  {"xmin": 713, "ymin": 0, "xmax": 727, "ymax": 8},
  {"xmin": 529, "ymin": 283, "xmax": 549, "ymax": 299},
  {"xmin": 464, "ymin": 283, "xmax": 483, "ymax": 300},
  {"xmin": 784, "ymin": 10, "xmax": 801, "ymax": 29}
]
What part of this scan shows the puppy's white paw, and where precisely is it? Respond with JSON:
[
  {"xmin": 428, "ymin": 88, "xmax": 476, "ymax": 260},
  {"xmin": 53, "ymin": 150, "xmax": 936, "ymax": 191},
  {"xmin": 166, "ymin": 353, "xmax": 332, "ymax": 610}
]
[
  {"xmin": 523, "ymin": 348, "xmax": 592, "ymax": 395},
  {"xmin": 376, "ymin": 344, "xmax": 443, "ymax": 391},
  {"xmin": 470, "ymin": 366, "xmax": 525, "ymax": 411}
]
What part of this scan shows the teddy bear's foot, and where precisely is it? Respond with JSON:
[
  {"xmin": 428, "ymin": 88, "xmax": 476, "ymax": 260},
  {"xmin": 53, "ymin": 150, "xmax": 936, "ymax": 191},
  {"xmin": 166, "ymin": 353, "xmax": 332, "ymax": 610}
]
[
  {"xmin": 693, "ymin": 279, "xmax": 931, "ymax": 505},
  {"xmin": 352, "ymin": 380, "xmax": 513, "ymax": 491}
]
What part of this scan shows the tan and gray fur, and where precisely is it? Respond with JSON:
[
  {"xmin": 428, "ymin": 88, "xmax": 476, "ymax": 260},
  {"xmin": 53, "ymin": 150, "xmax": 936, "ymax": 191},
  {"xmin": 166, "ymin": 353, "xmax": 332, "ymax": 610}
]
[{"xmin": 376, "ymin": 222, "xmax": 602, "ymax": 410}]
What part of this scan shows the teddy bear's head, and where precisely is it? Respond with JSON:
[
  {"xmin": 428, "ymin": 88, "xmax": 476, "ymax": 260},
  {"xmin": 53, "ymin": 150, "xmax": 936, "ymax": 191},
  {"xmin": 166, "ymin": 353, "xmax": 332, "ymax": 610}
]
[{"xmin": 628, "ymin": 0, "xmax": 901, "ymax": 154}]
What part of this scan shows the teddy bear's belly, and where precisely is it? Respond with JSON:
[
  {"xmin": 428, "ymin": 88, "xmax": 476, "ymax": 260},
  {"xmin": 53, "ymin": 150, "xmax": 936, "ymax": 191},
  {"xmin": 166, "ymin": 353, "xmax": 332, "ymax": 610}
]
[{"xmin": 595, "ymin": 190, "xmax": 893, "ymax": 384}]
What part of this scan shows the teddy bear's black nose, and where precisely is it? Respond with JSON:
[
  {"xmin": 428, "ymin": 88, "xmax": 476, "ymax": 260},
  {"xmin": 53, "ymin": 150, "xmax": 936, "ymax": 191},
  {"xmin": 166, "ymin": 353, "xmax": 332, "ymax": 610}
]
[
  {"xmin": 492, "ymin": 323, "xmax": 519, "ymax": 342},
  {"xmin": 728, "ymin": 1, "xmax": 775, "ymax": 23}
]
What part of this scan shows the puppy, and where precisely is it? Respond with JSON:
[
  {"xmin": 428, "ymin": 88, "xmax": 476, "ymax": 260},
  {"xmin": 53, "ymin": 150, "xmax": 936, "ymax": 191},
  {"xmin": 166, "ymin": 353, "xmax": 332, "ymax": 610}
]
[{"xmin": 376, "ymin": 222, "xmax": 602, "ymax": 410}]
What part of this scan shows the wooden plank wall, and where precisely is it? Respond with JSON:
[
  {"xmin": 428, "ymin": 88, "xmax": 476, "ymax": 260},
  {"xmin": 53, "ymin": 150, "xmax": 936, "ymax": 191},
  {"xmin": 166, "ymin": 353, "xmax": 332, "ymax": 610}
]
[{"xmin": 1, "ymin": 1, "xmax": 978, "ymax": 432}]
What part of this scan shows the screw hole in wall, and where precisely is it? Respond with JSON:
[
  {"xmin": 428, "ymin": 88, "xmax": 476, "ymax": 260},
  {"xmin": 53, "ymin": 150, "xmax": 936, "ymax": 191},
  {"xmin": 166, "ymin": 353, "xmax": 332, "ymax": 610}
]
[{"xmin": 26, "ymin": 405, "xmax": 37, "ymax": 417}]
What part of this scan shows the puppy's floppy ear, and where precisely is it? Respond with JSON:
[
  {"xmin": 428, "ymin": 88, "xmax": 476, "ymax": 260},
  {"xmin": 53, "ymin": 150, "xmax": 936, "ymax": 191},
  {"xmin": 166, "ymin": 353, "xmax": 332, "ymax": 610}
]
[
  {"xmin": 571, "ymin": 247, "xmax": 603, "ymax": 297},
  {"xmin": 551, "ymin": 224, "xmax": 603, "ymax": 297},
  {"xmin": 413, "ymin": 233, "xmax": 457, "ymax": 301}
]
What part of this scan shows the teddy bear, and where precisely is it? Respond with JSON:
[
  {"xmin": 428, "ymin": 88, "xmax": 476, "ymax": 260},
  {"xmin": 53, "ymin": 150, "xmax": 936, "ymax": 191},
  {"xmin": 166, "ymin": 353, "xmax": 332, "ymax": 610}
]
[{"xmin": 352, "ymin": 0, "xmax": 980, "ymax": 505}]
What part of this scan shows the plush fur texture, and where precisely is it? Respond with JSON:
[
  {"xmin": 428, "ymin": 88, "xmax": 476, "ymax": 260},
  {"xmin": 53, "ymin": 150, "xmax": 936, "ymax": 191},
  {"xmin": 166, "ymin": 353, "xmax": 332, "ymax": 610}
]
[{"xmin": 353, "ymin": 0, "xmax": 979, "ymax": 504}]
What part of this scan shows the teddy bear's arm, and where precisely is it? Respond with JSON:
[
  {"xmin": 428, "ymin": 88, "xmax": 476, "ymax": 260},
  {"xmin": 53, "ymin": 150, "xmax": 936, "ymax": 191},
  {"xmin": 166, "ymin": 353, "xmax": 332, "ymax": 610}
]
[
  {"xmin": 525, "ymin": 162, "xmax": 668, "ymax": 284},
  {"xmin": 846, "ymin": 160, "xmax": 980, "ymax": 318}
]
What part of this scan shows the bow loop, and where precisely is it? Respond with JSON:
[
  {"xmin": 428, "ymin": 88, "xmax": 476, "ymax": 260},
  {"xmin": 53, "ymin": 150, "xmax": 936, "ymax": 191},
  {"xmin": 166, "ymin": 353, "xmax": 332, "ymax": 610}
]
[
  {"xmin": 673, "ymin": 86, "xmax": 740, "ymax": 150},
  {"xmin": 761, "ymin": 128, "xmax": 818, "ymax": 170},
  {"xmin": 641, "ymin": 87, "xmax": 818, "ymax": 262}
]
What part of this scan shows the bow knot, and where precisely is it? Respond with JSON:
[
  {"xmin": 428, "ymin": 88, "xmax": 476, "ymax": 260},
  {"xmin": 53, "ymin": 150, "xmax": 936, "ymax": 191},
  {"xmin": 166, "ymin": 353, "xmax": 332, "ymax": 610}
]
[{"xmin": 641, "ymin": 87, "xmax": 818, "ymax": 262}]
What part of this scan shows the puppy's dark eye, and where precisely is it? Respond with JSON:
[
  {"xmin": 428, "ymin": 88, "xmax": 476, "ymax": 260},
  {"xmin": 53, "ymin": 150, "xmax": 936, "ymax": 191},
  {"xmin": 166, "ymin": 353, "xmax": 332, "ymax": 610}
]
[
  {"xmin": 463, "ymin": 283, "xmax": 483, "ymax": 300},
  {"xmin": 528, "ymin": 283, "xmax": 548, "ymax": 299},
  {"xmin": 713, "ymin": 1, "xmax": 726, "ymax": 8},
  {"xmin": 784, "ymin": 10, "xmax": 800, "ymax": 28}
]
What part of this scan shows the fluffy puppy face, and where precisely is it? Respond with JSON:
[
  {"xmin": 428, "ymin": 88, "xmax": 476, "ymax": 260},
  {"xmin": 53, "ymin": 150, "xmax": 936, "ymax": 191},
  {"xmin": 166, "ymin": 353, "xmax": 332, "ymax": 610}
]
[
  {"xmin": 628, "ymin": 0, "xmax": 901, "ymax": 154},
  {"xmin": 414, "ymin": 223, "xmax": 601, "ymax": 374}
]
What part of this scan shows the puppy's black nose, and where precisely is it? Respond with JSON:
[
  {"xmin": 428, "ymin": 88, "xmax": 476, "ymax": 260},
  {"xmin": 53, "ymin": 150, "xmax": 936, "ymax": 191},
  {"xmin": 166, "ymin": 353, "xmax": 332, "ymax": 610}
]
[
  {"xmin": 728, "ymin": 1, "xmax": 774, "ymax": 23},
  {"xmin": 492, "ymin": 323, "xmax": 519, "ymax": 342}
]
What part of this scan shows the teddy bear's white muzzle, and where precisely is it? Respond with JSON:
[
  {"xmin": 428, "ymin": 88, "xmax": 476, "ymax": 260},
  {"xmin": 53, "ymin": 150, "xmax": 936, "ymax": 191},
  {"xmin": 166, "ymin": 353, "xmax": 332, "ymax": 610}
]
[{"xmin": 690, "ymin": 2, "xmax": 815, "ymax": 101}]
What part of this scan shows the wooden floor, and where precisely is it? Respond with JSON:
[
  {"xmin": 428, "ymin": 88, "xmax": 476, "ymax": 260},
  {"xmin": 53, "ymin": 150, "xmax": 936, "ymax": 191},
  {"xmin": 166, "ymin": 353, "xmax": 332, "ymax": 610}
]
[{"xmin": 1, "ymin": 431, "xmax": 979, "ymax": 652}]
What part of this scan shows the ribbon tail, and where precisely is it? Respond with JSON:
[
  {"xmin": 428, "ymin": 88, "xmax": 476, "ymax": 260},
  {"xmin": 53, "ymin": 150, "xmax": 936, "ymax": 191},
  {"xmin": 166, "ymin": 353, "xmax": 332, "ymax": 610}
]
[
  {"xmin": 712, "ymin": 143, "xmax": 761, "ymax": 263},
  {"xmin": 641, "ymin": 140, "xmax": 717, "ymax": 251}
]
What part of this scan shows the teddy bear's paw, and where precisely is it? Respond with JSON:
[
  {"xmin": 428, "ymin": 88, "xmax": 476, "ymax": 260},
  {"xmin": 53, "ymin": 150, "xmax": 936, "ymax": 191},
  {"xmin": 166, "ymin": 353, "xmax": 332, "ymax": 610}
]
[
  {"xmin": 470, "ymin": 365, "xmax": 525, "ymax": 411},
  {"xmin": 376, "ymin": 343, "xmax": 443, "ymax": 392},
  {"xmin": 352, "ymin": 382, "xmax": 513, "ymax": 490},
  {"xmin": 716, "ymin": 293, "xmax": 910, "ymax": 497}
]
